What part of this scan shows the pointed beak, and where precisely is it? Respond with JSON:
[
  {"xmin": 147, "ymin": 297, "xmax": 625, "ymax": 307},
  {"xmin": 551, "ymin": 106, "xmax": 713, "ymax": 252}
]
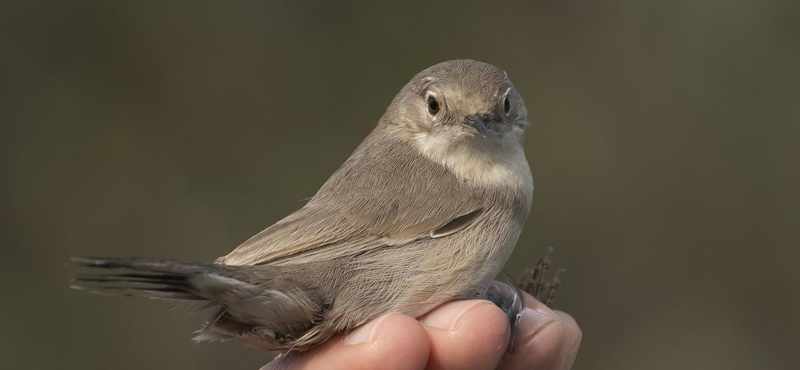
[{"xmin": 464, "ymin": 115, "xmax": 488, "ymax": 137}]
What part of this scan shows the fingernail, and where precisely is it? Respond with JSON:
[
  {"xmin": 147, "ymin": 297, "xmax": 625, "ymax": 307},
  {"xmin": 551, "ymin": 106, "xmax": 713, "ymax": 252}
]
[
  {"xmin": 517, "ymin": 308, "xmax": 553, "ymax": 341},
  {"xmin": 421, "ymin": 300, "xmax": 492, "ymax": 330},
  {"xmin": 344, "ymin": 313, "xmax": 392, "ymax": 345}
]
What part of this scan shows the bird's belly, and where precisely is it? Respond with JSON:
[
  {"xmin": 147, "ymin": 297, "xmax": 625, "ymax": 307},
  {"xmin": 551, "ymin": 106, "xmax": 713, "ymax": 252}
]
[
  {"xmin": 327, "ymin": 211, "xmax": 526, "ymax": 331},
  {"xmin": 388, "ymin": 220, "xmax": 523, "ymax": 318}
]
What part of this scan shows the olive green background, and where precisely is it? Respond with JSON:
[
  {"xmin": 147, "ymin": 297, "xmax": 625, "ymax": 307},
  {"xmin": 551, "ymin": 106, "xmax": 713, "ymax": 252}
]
[{"xmin": 2, "ymin": 1, "xmax": 798, "ymax": 369}]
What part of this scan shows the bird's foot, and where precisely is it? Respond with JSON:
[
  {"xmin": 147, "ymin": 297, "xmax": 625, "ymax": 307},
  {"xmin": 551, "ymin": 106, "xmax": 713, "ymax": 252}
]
[{"xmin": 485, "ymin": 247, "xmax": 565, "ymax": 349}]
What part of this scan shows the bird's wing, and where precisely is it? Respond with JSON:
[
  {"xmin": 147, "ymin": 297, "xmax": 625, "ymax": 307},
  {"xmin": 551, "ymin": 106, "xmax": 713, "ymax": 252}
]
[{"xmin": 219, "ymin": 127, "xmax": 486, "ymax": 266}]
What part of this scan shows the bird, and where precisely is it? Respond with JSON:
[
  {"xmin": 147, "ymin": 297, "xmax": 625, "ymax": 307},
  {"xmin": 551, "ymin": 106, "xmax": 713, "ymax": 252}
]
[{"xmin": 72, "ymin": 59, "xmax": 562, "ymax": 352}]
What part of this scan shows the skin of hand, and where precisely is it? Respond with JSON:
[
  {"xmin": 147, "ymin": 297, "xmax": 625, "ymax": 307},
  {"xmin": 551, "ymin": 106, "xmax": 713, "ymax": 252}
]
[{"xmin": 262, "ymin": 288, "xmax": 581, "ymax": 370}]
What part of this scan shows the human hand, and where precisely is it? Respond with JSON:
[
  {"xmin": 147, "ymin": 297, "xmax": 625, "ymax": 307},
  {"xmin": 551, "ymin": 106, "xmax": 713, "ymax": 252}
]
[{"xmin": 262, "ymin": 289, "xmax": 581, "ymax": 370}]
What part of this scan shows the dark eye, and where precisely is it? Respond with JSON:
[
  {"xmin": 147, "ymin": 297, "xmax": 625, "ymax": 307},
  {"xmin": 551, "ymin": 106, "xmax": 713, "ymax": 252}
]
[
  {"xmin": 427, "ymin": 96, "xmax": 440, "ymax": 116},
  {"xmin": 503, "ymin": 96, "xmax": 511, "ymax": 115}
]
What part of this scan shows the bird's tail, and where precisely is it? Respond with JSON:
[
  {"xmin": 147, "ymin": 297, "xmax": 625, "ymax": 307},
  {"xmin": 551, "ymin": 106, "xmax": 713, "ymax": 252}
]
[
  {"xmin": 69, "ymin": 257, "xmax": 327, "ymax": 350},
  {"xmin": 70, "ymin": 257, "xmax": 232, "ymax": 301}
]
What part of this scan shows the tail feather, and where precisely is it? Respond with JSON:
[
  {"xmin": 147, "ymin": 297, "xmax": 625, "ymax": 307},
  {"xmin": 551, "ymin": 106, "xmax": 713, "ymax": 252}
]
[
  {"xmin": 70, "ymin": 283, "xmax": 201, "ymax": 300},
  {"xmin": 69, "ymin": 256, "xmax": 327, "ymax": 350},
  {"xmin": 74, "ymin": 272, "xmax": 186, "ymax": 284},
  {"xmin": 70, "ymin": 257, "xmax": 230, "ymax": 275},
  {"xmin": 69, "ymin": 257, "xmax": 224, "ymax": 301}
]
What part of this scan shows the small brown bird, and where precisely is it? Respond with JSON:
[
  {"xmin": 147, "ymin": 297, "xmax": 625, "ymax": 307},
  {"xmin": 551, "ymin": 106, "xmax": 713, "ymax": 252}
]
[{"xmin": 72, "ymin": 59, "xmax": 562, "ymax": 352}]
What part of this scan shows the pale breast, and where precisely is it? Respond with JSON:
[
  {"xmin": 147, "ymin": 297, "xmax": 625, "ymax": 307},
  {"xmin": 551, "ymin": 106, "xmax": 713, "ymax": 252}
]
[{"xmin": 413, "ymin": 129, "xmax": 533, "ymax": 209}]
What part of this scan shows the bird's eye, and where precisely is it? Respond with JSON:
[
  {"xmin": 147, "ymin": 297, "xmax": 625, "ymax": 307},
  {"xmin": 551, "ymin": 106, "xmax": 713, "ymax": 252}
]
[
  {"xmin": 503, "ymin": 95, "xmax": 511, "ymax": 115},
  {"xmin": 427, "ymin": 96, "xmax": 440, "ymax": 116}
]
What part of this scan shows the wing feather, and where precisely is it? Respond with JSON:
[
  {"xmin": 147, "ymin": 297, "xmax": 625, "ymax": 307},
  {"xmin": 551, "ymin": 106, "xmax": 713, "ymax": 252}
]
[{"xmin": 219, "ymin": 126, "xmax": 485, "ymax": 266}]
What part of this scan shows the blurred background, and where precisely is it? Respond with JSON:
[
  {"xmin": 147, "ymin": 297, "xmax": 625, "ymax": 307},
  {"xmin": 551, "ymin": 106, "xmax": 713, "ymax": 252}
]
[{"xmin": 2, "ymin": 1, "xmax": 798, "ymax": 369}]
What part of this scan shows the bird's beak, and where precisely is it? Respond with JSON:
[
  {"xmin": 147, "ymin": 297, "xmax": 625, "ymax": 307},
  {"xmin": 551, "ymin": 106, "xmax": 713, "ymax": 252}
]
[{"xmin": 463, "ymin": 115, "xmax": 488, "ymax": 137}]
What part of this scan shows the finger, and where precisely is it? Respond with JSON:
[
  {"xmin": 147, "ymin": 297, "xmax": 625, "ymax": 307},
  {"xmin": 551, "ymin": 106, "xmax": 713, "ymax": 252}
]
[
  {"xmin": 262, "ymin": 313, "xmax": 430, "ymax": 370},
  {"xmin": 498, "ymin": 293, "xmax": 581, "ymax": 370},
  {"xmin": 551, "ymin": 311, "xmax": 581, "ymax": 370},
  {"xmin": 420, "ymin": 300, "xmax": 511, "ymax": 370}
]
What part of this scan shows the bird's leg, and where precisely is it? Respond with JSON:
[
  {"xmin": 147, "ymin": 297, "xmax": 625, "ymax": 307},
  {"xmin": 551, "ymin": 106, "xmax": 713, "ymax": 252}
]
[
  {"xmin": 485, "ymin": 247, "xmax": 565, "ymax": 349},
  {"xmin": 484, "ymin": 280, "xmax": 526, "ymax": 348}
]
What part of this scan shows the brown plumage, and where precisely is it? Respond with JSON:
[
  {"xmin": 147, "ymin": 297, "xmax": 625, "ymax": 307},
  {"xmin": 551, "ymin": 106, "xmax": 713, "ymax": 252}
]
[{"xmin": 72, "ymin": 59, "xmax": 534, "ymax": 351}]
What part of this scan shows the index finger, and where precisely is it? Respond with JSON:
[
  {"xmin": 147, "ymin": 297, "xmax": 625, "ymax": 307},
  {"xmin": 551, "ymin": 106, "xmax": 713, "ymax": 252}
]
[
  {"xmin": 499, "ymin": 293, "xmax": 582, "ymax": 370},
  {"xmin": 262, "ymin": 313, "xmax": 430, "ymax": 370}
]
